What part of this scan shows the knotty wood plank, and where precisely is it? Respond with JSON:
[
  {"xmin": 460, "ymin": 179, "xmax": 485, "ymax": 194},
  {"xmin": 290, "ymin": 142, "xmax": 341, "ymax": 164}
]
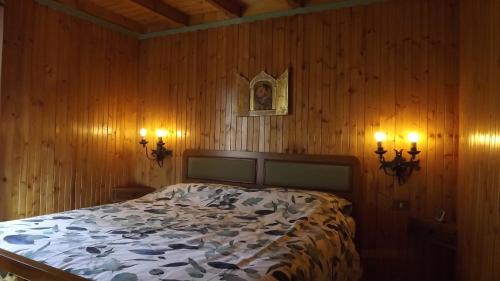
[
  {"xmin": 54, "ymin": 10, "xmax": 70, "ymax": 212},
  {"xmin": 29, "ymin": 3, "xmax": 47, "ymax": 217},
  {"xmin": 287, "ymin": 15, "xmax": 298, "ymax": 153},
  {"xmin": 249, "ymin": 21, "xmax": 258, "ymax": 152},
  {"xmin": 237, "ymin": 23, "xmax": 249, "ymax": 151},
  {"xmin": 442, "ymin": 0, "xmax": 458, "ymax": 224},
  {"xmin": 320, "ymin": 11, "xmax": 331, "ymax": 155},
  {"xmin": 214, "ymin": 27, "xmax": 224, "ymax": 150},
  {"xmin": 309, "ymin": 12, "xmax": 322, "ymax": 155},
  {"xmin": 263, "ymin": 19, "xmax": 272, "ymax": 153},
  {"xmin": 298, "ymin": 14, "xmax": 308, "ymax": 154},
  {"xmin": 207, "ymin": 29, "xmax": 218, "ymax": 151},
  {"xmin": 269, "ymin": 18, "xmax": 278, "ymax": 153},
  {"xmin": 359, "ymin": 4, "xmax": 379, "ymax": 256},
  {"xmin": 275, "ymin": 17, "xmax": 285, "ymax": 153},
  {"xmin": 226, "ymin": 25, "xmax": 237, "ymax": 151},
  {"xmin": 187, "ymin": 31, "xmax": 196, "ymax": 151},
  {"xmin": 42, "ymin": 8, "xmax": 58, "ymax": 214}
]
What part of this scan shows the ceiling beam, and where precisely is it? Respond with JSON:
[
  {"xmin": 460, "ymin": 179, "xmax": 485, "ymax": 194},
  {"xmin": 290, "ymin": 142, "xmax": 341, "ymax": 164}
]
[
  {"xmin": 205, "ymin": 0, "xmax": 244, "ymax": 17},
  {"xmin": 130, "ymin": 0, "xmax": 189, "ymax": 26},
  {"xmin": 286, "ymin": 0, "xmax": 308, "ymax": 8},
  {"xmin": 141, "ymin": 0, "xmax": 385, "ymax": 40},
  {"xmin": 55, "ymin": 0, "xmax": 145, "ymax": 33}
]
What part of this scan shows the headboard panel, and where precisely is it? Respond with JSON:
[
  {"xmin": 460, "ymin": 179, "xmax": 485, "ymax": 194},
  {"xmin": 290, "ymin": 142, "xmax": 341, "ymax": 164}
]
[
  {"xmin": 182, "ymin": 150, "xmax": 361, "ymax": 205},
  {"xmin": 263, "ymin": 160, "xmax": 351, "ymax": 191},
  {"xmin": 186, "ymin": 156, "xmax": 257, "ymax": 184}
]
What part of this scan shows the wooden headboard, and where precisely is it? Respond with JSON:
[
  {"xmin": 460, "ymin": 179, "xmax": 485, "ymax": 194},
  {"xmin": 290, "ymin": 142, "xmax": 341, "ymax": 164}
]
[{"xmin": 182, "ymin": 150, "xmax": 361, "ymax": 210}]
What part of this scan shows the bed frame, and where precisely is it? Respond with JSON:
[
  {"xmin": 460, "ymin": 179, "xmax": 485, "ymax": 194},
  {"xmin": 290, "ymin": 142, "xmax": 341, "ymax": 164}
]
[{"xmin": 0, "ymin": 150, "xmax": 361, "ymax": 281}]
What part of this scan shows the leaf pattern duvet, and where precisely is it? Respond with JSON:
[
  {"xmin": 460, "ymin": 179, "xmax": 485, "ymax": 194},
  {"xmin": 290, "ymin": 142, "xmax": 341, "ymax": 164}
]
[{"xmin": 0, "ymin": 183, "xmax": 362, "ymax": 281}]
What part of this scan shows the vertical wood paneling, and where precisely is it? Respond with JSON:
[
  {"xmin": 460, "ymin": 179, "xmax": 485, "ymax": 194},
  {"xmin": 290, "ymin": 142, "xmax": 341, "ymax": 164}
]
[
  {"xmin": 0, "ymin": 4, "xmax": 3, "ymax": 123},
  {"xmin": 137, "ymin": 1, "xmax": 459, "ymax": 280},
  {"xmin": 0, "ymin": 0, "xmax": 465, "ymax": 280},
  {"xmin": 0, "ymin": 0, "xmax": 139, "ymax": 220},
  {"xmin": 458, "ymin": 0, "xmax": 500, "ymax": 280}
]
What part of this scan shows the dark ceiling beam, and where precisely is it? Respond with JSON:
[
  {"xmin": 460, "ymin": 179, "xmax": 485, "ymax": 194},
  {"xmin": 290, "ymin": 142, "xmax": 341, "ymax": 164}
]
[
  {"xmin": 285, "ymin": 0, "xmax": 308, "ymax": 8},
  {"xmin": 130, "ymin": 0, "xmax": 189, "ymax": 25},
  {"xmin": 56, "ymin": 0, "xmax": 145, "ymax": 32},
  {"xmin": 205, "ymin": 0, "xmax": 244, "ymax": 17}
]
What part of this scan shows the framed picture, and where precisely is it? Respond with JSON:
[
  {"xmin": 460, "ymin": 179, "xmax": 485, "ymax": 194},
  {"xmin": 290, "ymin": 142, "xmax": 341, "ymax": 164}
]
[{"xmin": 237, "ymin": 69, "xmax": 289, "ymax": 116}]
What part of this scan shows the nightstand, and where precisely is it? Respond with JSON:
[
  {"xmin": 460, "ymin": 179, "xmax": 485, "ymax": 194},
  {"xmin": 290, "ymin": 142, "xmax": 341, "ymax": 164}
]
[
  {"xmin": 111, "ymin": 186, "xmax": 156, "ymax": 203},
  {"xmin": 407, "ymin": 216, "xmax": 457, "ymax": 281},
  {"xmin": 408, "ymin": 216, "xmax": 457, "ymax": 250}
]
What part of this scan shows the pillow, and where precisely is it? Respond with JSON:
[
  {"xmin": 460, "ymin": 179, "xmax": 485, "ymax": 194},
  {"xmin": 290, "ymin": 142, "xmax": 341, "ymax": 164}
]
[{"xmin": 145, "ymin": 183, "xmax": 353, "ymax": 215}]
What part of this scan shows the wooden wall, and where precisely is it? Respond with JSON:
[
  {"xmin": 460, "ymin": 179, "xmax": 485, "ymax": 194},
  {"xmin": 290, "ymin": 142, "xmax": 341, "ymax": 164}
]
[
  {"xmin": 458, "ymin": 0, "xmax": 500, "ymax": 280},
  {"xmin": 137, "ymin": 0, "xmax": 459, "ymax": 280},
  {"xmin": 0, "ymin": 0, "xmax": 463, "ymax": 280},
  {"xmin": 0, "ymin": 0, "xmax": 139, "ymax": 221},
  {"xmin": 0, "ymin": 4, "xmax": 3, "ymax": 96}
]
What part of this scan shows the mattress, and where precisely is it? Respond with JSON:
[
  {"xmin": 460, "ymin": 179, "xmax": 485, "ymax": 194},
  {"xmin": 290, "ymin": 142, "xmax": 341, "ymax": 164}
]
[{"xmin": 0, "ymin": 183, "xmax": 361, "ymax": 281}]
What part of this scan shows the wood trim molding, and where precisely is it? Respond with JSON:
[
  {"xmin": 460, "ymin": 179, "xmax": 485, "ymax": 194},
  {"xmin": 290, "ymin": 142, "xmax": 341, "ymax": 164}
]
[
  {"xmin": 205, "ymin": 0, "xmax": 245, "ymax": 18},
  {"xmin": 30, "ymin": 0, "xmax": 385, "ymax": 40},
  {"xmin": 140, "ymin": 0, "xmax": 385, "ymax": 39},
  {"xmin": 33, "ymin": 0, "xmax": 140, "ymax": 38},
  {"xmin": 286, "ymin": 0, "xmax": 308, "ymax": 8},
  {"xmin": 56, "ymin": 0, "xmax": 145, "ymax": 33},
  {"xmin": 130, "ymin": 0, "xmax": 189, "ymax": 26}
]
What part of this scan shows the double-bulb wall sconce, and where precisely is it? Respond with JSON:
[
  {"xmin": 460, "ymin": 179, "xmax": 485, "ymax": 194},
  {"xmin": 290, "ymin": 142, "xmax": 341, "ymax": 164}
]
[
  {"xmin": 139, "ymin": 128, "xmax": 173, "ymax": 167},
  {"xmin": 374, "ymin": 131, "xmax": 421, "ymax": 185}
]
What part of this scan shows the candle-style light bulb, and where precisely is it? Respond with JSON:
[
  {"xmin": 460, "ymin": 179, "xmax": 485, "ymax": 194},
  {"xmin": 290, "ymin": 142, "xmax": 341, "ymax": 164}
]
[
  {"xmin": 156, "ymin": 129, "xmax": 167, "ymax": 140},
  {"xmin": 374, "ymin": 132, "xmax": 387, "ymax": 147},
  {"xmin": 374, "ymin": 132, "xmax": 387, "ymax": 159},
  {"xmin": 408, "ymin": 132, "xmax": 419, "ymax": 149},
  {"xmin": 407, "ymin": 132, "xmax": 421, "ymax": 160},
  {"xmin": 139, "ymin": 128, "xmax": 148, "ymax": 147}
]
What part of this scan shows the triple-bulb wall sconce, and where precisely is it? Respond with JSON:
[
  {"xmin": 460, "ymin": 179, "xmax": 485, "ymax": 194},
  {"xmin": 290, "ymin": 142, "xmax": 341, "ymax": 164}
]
[
  {"xmin": 138, "ymin": 128, "xmax": 173, "ymax": 167},
  {"xmin": 373, "ymin": 131, "xmax": 421, "ymax": 185}
]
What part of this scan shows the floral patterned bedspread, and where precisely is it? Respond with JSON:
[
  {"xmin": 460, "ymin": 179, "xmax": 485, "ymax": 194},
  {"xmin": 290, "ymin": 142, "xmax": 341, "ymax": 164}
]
[{"xmin": 0, "ymin": 183, "xmax": 361, "ymax": 281}]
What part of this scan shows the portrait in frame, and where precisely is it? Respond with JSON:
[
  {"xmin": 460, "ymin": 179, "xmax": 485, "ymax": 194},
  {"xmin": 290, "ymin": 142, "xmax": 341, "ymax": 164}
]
[{"xmin": 237, "ymin": 69, "xmax": 289, "ymax": 116}]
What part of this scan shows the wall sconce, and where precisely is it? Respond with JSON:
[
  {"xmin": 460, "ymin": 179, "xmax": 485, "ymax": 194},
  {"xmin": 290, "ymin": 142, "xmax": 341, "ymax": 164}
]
[
  {"xmin": 374, "ymin": 131, "xmax": 421, "ymax": 185},
  {"xmin": 139, "ymin": 128, "xmax": 173, "ymax": 167}
]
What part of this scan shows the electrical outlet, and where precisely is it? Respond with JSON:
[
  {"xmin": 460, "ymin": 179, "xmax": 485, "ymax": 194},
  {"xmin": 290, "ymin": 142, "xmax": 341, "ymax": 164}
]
[{"xmin": 393, "ymin": 200, "xmax": 410, "ymax": 210}]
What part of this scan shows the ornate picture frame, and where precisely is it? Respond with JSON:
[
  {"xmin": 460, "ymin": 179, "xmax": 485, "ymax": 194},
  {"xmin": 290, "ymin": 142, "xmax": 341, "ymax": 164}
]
[{"xmin": 237, "ymin": 69, "xmax": 289, "ymax": 116}]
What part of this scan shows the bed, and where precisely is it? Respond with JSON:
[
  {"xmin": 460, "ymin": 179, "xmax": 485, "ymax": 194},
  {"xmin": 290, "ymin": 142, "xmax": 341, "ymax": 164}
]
[{"xmin": 0, "ymin": 150, "xmax": 362, "ymax": 281}]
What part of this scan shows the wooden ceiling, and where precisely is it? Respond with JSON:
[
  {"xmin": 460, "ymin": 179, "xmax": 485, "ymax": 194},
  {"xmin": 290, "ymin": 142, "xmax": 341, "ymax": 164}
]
[{"xmin": 50, "ymin": 0, "xmax": 345, "ymax": 34}]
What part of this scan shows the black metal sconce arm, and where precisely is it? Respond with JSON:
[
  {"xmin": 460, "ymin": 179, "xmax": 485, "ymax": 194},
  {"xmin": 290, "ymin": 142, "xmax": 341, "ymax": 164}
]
[
  {"xmin": 140, "ymin": 138, "xmax": 173, "ymax": 167},
  {"xmin": 375, "ymin": 146, "xmax": 421, "ymax": 185}
]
